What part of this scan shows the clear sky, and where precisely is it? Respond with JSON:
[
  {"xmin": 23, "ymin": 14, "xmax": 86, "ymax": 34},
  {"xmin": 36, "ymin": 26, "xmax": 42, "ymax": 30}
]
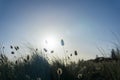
[{"xmin": 0, "ymin": 0, "xmax": 120, "ymax": 60}]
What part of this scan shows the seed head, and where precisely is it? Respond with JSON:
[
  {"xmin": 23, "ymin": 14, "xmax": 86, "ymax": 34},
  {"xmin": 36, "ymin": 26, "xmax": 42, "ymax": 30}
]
[
  {"xmin": 10, "ymin": 46, "xmax": 13, "ymax": 49},
  {"xmin": 27, "ymin": 55, "xmax": 30, "ymax": 60},
  {"xmin": 68, "ymin": 56, "xmax": 70, "ymax": 59},
  {"xmin": 11, "ymin": 51, "xmax": 15, "ymax": 54},
  {"xmin": 14, "ymin": 46, "xmax": 19, "ymax": 51},
  {"xmin": 43, "ymin": 48, "xmax": 47, "ymax": 52},
  {"xmin": 16, "ymin": 46, "xmax": 19, "ymax": 50},
  {"xmin": 51, "ymin": 50, "xmax": 54, "ymax": 53},
  {"xmin": 61, "ymin": 39, "xmax": 64, "ymax": 46},
  {"xmin": 77, "ymin": 73, "xmax": 82, "ymax": 79},
  {"xmin": 24, "ymin": 59, "xmax": 27, "ymax": 63},
  {"xmin": 36, "ymin": 48, "xmax": 38, "ymax": 51},
  {"xmin": 15, "ymin": 60, "xmax": 17, "ymax": 64},
  {"xmin": 74, "ymin": 50, "xmax": 78, "ymax": 56},
  {"xmin": 2, "ymin": 46, "xmax": 5, "ymax": 49},
  {"xmin": 1, "ymin": 54, "xmax": 4, "ymax": 59},
  {"xmin": 57, "ymin": 68, "xmax": 62, "ymax": 75}
]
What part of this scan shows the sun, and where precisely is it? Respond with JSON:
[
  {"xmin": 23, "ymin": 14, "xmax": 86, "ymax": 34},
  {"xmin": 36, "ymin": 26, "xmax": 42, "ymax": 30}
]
[{"xmin": 43, "ymin": 36, "xmax": 57, "ymax": 49}]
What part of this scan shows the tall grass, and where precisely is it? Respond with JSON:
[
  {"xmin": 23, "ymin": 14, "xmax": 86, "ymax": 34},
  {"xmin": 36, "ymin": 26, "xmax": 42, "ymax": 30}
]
[
  {"xmin": 0, "ymin": 42, "xmax": 120, "ymax": 80},
  {"xmin": 0, "ymin": 46, "xmax": 51, "ymax": 80}
]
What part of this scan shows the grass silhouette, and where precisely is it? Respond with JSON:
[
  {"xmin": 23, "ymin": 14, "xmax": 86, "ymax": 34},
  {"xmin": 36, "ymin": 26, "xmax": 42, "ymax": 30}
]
[{"xmin": 0, "ymin": 42, "xmax": 120, "ymax": 80}]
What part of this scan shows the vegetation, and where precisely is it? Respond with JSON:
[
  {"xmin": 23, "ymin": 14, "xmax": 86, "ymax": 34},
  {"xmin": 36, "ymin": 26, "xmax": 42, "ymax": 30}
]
[{"xmin": 0, "ymin": 40, "xmax": 120, "ymax": 80}]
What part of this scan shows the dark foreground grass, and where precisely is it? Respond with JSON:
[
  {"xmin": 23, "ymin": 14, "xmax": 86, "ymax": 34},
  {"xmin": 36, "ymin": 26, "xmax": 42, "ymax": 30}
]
[{"xmin": 0, "ymin": 48, "xmax": 120, "ymax": 80}]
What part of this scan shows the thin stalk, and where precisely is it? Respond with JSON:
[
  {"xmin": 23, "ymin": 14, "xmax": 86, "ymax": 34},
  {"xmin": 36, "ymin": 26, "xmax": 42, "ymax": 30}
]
[
  {"xmin": 63, "ymin": 46, "xmax": 67, "ymax": 66},
  {"xmin": 58, "ymin": 75, "xmax": 60, "ymax": 80}
]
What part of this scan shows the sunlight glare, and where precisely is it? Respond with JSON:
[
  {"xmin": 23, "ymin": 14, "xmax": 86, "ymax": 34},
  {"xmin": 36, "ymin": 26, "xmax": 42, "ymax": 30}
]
[{"xmin": 43, "ymin": 36, "xmax": 57, "ymax": 49}]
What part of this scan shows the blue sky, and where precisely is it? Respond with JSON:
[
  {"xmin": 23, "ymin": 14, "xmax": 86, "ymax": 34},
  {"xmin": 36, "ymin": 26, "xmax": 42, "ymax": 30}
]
[{"xmin": 0, "ymin": 0, "xmax": 120, "ymax": 60}]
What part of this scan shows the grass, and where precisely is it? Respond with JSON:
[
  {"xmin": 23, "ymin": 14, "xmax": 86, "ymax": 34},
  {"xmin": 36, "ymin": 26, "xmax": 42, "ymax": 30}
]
[{"xmin": 0, "ymin": 42, "xmax": 120, "ymax": 80}]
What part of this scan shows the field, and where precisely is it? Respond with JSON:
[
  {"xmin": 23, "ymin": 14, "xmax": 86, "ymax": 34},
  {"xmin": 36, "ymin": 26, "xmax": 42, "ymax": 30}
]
[{"xmin": 0, "ymin": 45, "xmax": 120, "ymax": 80}]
